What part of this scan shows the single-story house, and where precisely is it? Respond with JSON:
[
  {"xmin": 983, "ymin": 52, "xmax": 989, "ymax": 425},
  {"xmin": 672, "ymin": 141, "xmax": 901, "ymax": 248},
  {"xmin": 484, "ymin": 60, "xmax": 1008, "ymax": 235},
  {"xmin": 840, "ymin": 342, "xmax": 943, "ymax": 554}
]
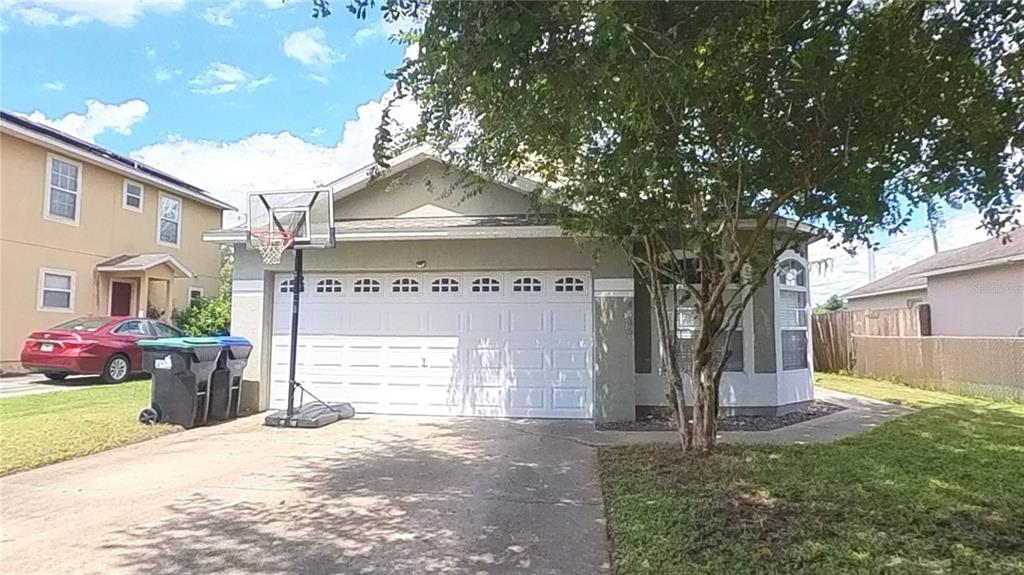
[
  {"xmin": 845, "ymin": 227, "xmax": 1024, "ymax": 337},
  {"xmin": 204, "ymin": 149, "xmax": 818, "ymax": 422}
]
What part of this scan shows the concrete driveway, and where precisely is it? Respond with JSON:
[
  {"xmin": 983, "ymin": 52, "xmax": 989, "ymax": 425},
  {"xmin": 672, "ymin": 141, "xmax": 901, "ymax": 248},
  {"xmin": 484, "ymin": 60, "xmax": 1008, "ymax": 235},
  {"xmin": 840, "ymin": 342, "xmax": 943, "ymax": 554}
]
[
  {"xmin": 0, "ymin": 415, "xmax": 610, "ymax": 575},
  {"xmin": 0, "ymin": 374, "xmax": 120, "ymax": 398}
]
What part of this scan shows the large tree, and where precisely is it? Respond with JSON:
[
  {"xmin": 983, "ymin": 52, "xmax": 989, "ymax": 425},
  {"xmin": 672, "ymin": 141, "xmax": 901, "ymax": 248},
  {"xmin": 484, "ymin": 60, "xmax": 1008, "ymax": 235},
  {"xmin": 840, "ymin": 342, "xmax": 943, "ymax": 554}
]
[{"xmin": 332, "ymin": 0, "xmax": 1022, "ymax": 452}]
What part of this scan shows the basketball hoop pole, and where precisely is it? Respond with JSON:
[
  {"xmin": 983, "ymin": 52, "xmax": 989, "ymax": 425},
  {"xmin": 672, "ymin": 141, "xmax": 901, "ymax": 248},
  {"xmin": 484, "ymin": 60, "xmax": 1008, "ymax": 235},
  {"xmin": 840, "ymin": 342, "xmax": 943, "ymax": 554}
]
[{"xmin": 286, "ymin": 249, "xmax": 303, "ymax": 420}]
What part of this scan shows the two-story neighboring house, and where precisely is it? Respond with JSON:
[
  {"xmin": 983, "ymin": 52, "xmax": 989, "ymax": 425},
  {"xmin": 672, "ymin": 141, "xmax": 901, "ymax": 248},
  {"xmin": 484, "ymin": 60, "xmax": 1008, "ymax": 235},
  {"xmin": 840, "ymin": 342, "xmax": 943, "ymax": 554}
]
[{"xmin": 0, "ymin": 111, "xmax": 234, "ymax": 374}]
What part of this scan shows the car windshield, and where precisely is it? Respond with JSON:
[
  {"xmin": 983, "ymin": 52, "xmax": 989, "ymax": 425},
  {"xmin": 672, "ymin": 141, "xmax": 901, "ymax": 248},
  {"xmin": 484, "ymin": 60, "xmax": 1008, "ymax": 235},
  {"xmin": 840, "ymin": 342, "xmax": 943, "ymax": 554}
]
[{"xmin": 52, "ymin": 317, "xmax": 109, "ymax": 332}]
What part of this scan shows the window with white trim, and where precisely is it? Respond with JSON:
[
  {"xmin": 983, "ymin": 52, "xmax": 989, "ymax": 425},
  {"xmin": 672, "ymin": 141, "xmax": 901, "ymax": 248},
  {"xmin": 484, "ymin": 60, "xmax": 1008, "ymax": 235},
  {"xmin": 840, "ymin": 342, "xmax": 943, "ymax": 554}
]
[
  {"xmin": 123, "ymin": 180, "xmax": 143, "ymax": 212},
  {"xmin": 554, "ymin": 276, "xmax": 585, "ymax": 292},
  {"xmin": 158, "ymin": 194, "xmax": 182, "ymax": 246},
  {"xmin": 672, "ymin": 291, "xmax": 744, "ymax": 373},
  {"xmin": 188, "ymin": 287, "xmax": 204, "ymax": 304},
  {"xmin": 353, "ymin": 278, "xmax": 381, "ymax": 293},
  {"xmin": 471, "ymin": 277, "xmax": 500, "ymax": 293},
  {"xmin": 39, "ymin": 269, "xmax": 75, "ymax": 311},
  {"xmin": 392, "ymin": 278, "xmax": 420, "ymax": 293},
  {"xmin": 777, "ymin": 260, "xmax": 809, "ymax": 370},
  {"xmin": 431, "ymin": 277, "xmax": 460, "ymax": 293},
  {"xmin": 279, "ymin": 279, "xmax": 302, "ymax": 293},
  {"xmin": 316, "ymin": 279, "xmax": 343, "ymax": 293},
  {"xmin": 46, "ymin": 155, "xmax": 80, "ymax": 223},
  {"xmin": 512, "ymin": 277, "xmax": 542, "ymax": 293}
]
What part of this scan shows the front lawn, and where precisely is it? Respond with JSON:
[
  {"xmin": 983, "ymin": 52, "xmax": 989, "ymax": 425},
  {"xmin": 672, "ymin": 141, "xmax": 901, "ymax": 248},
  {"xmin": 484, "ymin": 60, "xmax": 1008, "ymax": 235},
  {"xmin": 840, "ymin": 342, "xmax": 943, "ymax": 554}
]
[
  {"xmin": 0, "ymin": 380, "xmax": 175, "ymax": 475},
  {"xmin": 600, "ymin": 373, "xmax": 1024, "ymax": 574}
]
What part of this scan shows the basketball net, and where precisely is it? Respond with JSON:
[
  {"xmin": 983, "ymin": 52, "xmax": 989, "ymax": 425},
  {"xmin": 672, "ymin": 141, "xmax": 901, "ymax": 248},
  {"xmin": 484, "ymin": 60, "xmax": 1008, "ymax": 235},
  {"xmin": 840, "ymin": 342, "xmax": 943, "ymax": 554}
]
[{"xmin": 251, "ymin": 230, "xmax": 294, "ymax": 265}]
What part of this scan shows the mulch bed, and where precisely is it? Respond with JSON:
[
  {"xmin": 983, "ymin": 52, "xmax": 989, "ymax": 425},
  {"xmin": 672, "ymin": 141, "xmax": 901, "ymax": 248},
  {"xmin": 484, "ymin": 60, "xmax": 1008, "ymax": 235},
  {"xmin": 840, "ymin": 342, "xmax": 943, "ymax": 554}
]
[{"xmin": 596, "ymin": 400, "xmax": 845, "ymax": 432}]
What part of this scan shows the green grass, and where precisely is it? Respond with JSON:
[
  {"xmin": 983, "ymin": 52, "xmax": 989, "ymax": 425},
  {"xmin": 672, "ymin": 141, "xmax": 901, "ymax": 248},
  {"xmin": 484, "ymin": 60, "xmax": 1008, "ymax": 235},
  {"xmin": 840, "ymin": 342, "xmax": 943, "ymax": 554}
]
[
  {"xmin": 600, "ymin": 374, "xmax": 1024, "ymax": 574},
  {"xmin": 0, "ymin": 380, "xmax": 175, "ymax": 476}
]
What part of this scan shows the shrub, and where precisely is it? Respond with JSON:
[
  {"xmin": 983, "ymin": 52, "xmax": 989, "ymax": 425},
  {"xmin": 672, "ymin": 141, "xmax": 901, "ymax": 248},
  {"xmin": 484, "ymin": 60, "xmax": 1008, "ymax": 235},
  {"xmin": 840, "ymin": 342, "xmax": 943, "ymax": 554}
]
[{"xmin": 172, "ymin": 295, "xmax": 231, "ymax": 336}]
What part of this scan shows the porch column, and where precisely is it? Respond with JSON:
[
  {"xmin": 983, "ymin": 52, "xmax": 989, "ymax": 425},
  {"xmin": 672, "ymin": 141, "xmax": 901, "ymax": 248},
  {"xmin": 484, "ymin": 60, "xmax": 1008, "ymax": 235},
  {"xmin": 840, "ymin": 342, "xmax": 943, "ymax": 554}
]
[
  {"xmin": 164, "ymin": 280, "xmax": 173, "ymax": 321},
  {"xmin": 137, "ymin": 271, "xmax": 150, "ymax": 317}
]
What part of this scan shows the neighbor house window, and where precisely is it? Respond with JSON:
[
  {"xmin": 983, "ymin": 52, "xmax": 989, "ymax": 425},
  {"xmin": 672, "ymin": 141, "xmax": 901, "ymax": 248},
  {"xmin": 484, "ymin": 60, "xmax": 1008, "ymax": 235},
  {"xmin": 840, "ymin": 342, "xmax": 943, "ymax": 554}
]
[
  {"xmin": 157, "ymin": 194, "xmax": 181, "ymax": 246},
  {"xmin": 45, "ymin": 155, "xmax": 81, "ymax": 224},
  {"xmin": 188, "ymin": 287, "xmax": 204, "ymax": 304},
  {"xmin": 38, "ymin": 268, "xmax": 75, "ymax": 312},
  {"xmin": 778, "ymin": 259, "xmax": 809, "ymax": 370},
  {"xmin": 123, "ymin": 180, "xmax": 144, "ymax": 212}
]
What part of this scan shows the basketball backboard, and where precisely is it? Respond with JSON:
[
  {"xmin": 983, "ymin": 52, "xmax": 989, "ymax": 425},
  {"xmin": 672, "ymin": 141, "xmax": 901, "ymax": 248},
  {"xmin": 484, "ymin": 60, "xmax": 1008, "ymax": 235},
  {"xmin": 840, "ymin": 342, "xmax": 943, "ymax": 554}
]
[{"xmin": 248, "ymin": 190, "xmax": 335, "ymax": 251}]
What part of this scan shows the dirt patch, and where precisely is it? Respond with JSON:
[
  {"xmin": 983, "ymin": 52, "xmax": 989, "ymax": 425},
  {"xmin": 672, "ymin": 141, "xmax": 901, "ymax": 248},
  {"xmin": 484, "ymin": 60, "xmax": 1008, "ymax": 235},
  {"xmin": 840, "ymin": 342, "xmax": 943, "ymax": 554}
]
[{"xmin": 597, "ymin": 401, "xmax": 845, "ymax": 432}]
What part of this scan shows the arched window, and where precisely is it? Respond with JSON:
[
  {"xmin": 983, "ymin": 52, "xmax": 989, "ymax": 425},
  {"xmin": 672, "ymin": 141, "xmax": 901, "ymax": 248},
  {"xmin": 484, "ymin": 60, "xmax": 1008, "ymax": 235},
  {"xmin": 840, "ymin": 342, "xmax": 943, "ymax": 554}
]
[
  {"xmin": 777, "ymin": 259, "xmax": 809, "ymax": 370},
  {"xmin": 471, "ymin": 277, "xmax": 500, "ymax": 293},
  {"xmin": 554, "ymin": 276, "xmax": 585, "ymax": 292},
  {"xmin": 279, "ymin": 279, "xmax": 301, "ymax": 293},
  {"xmin": 431, "ymin": 277, "xmax": 460, "ymax": 293},
  {"xmin": 315, "ymin": 278, "xmax": 343, "ymax": 293},
  {"xmin": 353, "ymin": 278, "xmax": 381, "ymax": 293},
  {"xmin": 391, "ymin": 277, "xmax": 420, "ymax": 293},
  {"xmin": 512, "ymin": 277, "xmax": 542, "ymax": 293}
]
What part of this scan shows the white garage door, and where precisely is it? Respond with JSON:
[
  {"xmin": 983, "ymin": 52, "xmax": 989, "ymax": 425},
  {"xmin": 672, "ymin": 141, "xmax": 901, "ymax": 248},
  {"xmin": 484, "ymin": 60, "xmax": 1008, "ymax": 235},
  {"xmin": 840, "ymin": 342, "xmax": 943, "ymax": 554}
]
[{"xmin": 270, "ymin": 270, "xmax": 593, "ymax": 419}]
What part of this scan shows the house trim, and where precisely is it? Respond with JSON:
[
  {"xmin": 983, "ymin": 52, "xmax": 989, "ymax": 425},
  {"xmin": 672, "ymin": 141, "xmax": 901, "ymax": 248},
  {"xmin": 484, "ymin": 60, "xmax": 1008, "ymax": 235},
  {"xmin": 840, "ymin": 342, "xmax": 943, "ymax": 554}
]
[
  {"xmin": 912, "ymin": 255, "xmax": 1024, "ymax": 279},
  {"xmin": 845, "ymin": 284, "xmax": 928, "ymax": 301}
]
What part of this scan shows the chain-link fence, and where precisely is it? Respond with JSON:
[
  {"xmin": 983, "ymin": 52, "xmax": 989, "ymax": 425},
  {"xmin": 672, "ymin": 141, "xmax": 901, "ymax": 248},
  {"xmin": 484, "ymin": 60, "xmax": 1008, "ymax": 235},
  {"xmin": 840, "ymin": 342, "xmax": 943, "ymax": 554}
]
[{"xmin": 851, "ymin": 335, "xmax": 1024, "ymax": 402}]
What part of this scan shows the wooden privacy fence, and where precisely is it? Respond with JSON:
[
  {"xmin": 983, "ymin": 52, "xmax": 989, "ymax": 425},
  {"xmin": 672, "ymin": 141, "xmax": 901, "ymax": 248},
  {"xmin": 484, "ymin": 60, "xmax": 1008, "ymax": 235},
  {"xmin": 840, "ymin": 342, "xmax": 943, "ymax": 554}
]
[
  {"xmin": 850, "ymin": 335, "xmax": 1024, "ymax": 402},
  {"xmin": 812, "ymin": 307, "xmax": 924, "ymax": 372}
]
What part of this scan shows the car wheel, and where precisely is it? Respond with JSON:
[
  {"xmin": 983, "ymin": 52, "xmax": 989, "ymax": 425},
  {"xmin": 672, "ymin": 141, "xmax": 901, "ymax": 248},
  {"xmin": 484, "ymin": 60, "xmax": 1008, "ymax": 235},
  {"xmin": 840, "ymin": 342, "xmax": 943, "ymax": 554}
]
[
  {"xmin": 102, "ymin": 354, "xmax": 131, "ymax": 384},
  {"xmin": 43, "ymin": 372, "xmax": 68, "ymax": 381}
]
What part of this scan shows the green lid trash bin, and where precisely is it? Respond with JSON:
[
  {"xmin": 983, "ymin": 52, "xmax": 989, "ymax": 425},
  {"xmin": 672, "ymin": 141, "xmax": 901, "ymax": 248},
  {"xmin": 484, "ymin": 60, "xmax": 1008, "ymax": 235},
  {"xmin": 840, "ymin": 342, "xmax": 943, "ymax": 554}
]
[{"xmin": 138, "ymin": 337, "xmax": 224, "ymax": 428}]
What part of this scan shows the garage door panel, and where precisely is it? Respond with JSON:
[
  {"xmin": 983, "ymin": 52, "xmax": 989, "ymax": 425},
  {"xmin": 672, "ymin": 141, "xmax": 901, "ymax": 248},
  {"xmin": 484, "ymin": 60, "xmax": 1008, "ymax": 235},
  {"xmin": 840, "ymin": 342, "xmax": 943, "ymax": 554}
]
[{"xmin": 271, "ymin": 270, "xmax": 593, "ymax": 419}]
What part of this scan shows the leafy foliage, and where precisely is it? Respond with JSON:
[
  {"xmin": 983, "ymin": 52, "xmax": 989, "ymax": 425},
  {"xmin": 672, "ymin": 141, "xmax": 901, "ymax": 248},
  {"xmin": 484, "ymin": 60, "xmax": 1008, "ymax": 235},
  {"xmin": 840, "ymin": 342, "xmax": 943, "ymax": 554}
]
[
  {"xmin": 172, "ymin": 296, "xmax": 230, "ymax": 337},
  {"xmin": 814, "ymin": 295, "xmax": 845, "ymax": 315},
  {"xmin": 331, "ymin": 0, "xmax": 1023, "ymax": 451}
]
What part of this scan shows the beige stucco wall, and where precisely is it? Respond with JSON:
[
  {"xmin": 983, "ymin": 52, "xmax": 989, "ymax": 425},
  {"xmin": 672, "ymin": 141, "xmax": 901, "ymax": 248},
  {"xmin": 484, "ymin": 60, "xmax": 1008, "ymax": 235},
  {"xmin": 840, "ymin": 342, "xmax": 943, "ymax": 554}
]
[
  {"xmin": 928, "ymin": 264, "xmax": 1024, "ymax": 337},
  {"xmin": 845, "ymin": 288, "xmax": 928, "ymax": 311},
  {"xmin": 336, "ymin": 159, "xmax": 534, "ymax": 219},
  {"xmin": 0, "ymin": 133, "xmax": 223, "ymax": 368}
]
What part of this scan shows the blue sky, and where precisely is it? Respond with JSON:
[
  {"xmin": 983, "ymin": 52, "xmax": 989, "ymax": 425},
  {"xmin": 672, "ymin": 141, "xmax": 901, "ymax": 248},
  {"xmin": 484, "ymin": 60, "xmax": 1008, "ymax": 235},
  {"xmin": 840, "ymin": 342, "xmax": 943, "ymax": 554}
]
[
  {"xmin": 1, "ymin": 0, "xmax": 417, "ymax": 216},
  {"xmin": 1, "ymin": 1, "xmax": 1017, "ymax": 302}
]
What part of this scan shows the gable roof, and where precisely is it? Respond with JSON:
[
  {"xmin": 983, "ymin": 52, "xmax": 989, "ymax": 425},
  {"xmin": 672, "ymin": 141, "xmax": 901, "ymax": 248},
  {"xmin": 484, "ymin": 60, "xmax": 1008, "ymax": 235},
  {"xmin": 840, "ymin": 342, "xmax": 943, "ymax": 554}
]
[
  {"xmin": 0, "ymin": 110, "xmax": 234, "ymax": 211},
  {"xmin": 327, "ymin": 146, "xmax": 541, "ymax": 202},
  {"xmin": 845, "ymin": 226, "xmax": 1024, "ymax": 300},
  {"xmin": 96, "ymin": 253, "xmax": 194, "ymax": 278}
]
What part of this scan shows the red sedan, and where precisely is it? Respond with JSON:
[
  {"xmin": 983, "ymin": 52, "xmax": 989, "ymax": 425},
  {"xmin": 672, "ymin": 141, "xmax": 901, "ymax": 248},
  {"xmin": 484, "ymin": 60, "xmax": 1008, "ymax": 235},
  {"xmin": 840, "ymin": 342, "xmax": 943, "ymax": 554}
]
[{"xmin": 20, "ymin": 317, "xmax": 184, "ymax": 383}]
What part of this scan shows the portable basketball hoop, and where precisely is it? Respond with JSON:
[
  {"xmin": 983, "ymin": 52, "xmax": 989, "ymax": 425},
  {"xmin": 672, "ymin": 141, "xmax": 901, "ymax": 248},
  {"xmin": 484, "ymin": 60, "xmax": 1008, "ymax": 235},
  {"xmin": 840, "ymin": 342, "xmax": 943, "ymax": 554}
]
[
  {"xmin": 246, "ymin": 190, "xmax": 350, "ymax": 428},
  {"xmin": 250, "ymin": 229, "xmax": 293, "ymax": 265}
]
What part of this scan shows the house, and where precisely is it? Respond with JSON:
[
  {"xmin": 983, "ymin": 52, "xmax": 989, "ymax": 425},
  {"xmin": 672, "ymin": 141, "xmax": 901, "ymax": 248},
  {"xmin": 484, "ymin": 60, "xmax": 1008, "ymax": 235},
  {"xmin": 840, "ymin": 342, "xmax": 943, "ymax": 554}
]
[
  {"xmin": 844, "ymin": 227, "xmax": 1024, "ymax": 337},
  {"xmin": 204, "ymin": 149, "xmax": 817, "ymax": 422},
  {"xmin": 0, "ymin": 111, "xmax": 234, "ymax": 374}
]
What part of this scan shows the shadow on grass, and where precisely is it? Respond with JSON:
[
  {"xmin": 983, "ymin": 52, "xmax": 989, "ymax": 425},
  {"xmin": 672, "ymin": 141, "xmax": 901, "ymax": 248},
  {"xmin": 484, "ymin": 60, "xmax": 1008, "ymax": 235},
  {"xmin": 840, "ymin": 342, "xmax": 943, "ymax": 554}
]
[{"xmin": 601, "ymin": 403, "xmax": 1024, "ymax": 574}]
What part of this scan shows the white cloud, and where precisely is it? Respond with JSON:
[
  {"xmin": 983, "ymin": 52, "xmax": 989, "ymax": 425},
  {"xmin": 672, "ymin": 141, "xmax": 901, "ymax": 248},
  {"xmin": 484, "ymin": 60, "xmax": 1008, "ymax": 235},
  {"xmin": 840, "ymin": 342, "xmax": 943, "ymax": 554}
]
[
  {"xmin": 154, "ymin": 67, "xmax": 178, "ymax": 82},
  {"xmin": 353, "ymin": 27, "xmax": 377, "ymax": 44},
  {"xmin": 309, "ymin": 74, "xmax": 328, "ymax": 84},
  {"xmin": 2, "ymin": 0, "xmax": 185, "ymax": 28},
  {"xmin": 283, "ymin": 27, "xmax": 341, "ymax": 68},
  {"xmin": 144, "ymin": 46, "xmax": 157, "ymax": 60},
  {"xmin": 190, "ymin": 62, "xmax": 274, "ymax": 95},
  {"xmin": 42, "ymin": 80, "xmax": 64, "ymax": 91},
  {"xmin": 20, "ymin": 99, "xmax": 149, "ymax": 143},
  {"xmin": 202, "ymin": 0, "xmax": 243, "ymax": 27},
  {"xmin": 130, "ymin": 82, "xmax": 419, "ymax": 219},
  {"xmin": 262, "ymin": 0, "xmax": 286, "ymax": 9},
  {"xmin": 309, "ymin": 127, "xmax": 326, "ymax": 137}
]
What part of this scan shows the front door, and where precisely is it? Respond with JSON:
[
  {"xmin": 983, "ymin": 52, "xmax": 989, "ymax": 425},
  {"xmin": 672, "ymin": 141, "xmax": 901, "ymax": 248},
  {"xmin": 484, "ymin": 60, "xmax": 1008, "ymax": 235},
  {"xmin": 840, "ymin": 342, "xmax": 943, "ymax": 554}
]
[{"xmin": 110, "ymin": 281, "xmax": 133, "ymax": 316}]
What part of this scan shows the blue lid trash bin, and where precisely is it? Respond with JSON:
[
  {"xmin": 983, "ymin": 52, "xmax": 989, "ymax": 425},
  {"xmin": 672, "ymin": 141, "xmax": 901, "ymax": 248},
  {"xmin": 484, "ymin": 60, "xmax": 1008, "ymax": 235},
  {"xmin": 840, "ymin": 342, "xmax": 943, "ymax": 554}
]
[
  {"xmin": 138, "ymin": 337, "xmax": 224, "ymax": 428},
  {"xmin": 210, "ymin": 336, "xmax": 252, "ymax": 420}
]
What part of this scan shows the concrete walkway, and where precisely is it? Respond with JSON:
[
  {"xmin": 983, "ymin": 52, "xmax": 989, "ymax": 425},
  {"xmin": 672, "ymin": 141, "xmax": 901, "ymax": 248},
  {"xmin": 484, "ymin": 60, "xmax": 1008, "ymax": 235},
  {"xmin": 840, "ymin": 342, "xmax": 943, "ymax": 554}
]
[
  {"xmin": 0, "ymin": 415, "xmax": 610, "ymax": 575},
  {"xmin": 513, "ymin": 388, "xmax": 914, "ymax": 447}
]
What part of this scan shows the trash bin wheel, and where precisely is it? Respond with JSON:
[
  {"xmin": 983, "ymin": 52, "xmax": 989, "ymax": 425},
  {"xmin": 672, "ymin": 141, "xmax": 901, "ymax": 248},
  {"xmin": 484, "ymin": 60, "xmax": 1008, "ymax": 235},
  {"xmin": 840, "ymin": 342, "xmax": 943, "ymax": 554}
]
[{"xmin": 138, "ymin": 407, "xmax": 160, "ymax": 425}]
